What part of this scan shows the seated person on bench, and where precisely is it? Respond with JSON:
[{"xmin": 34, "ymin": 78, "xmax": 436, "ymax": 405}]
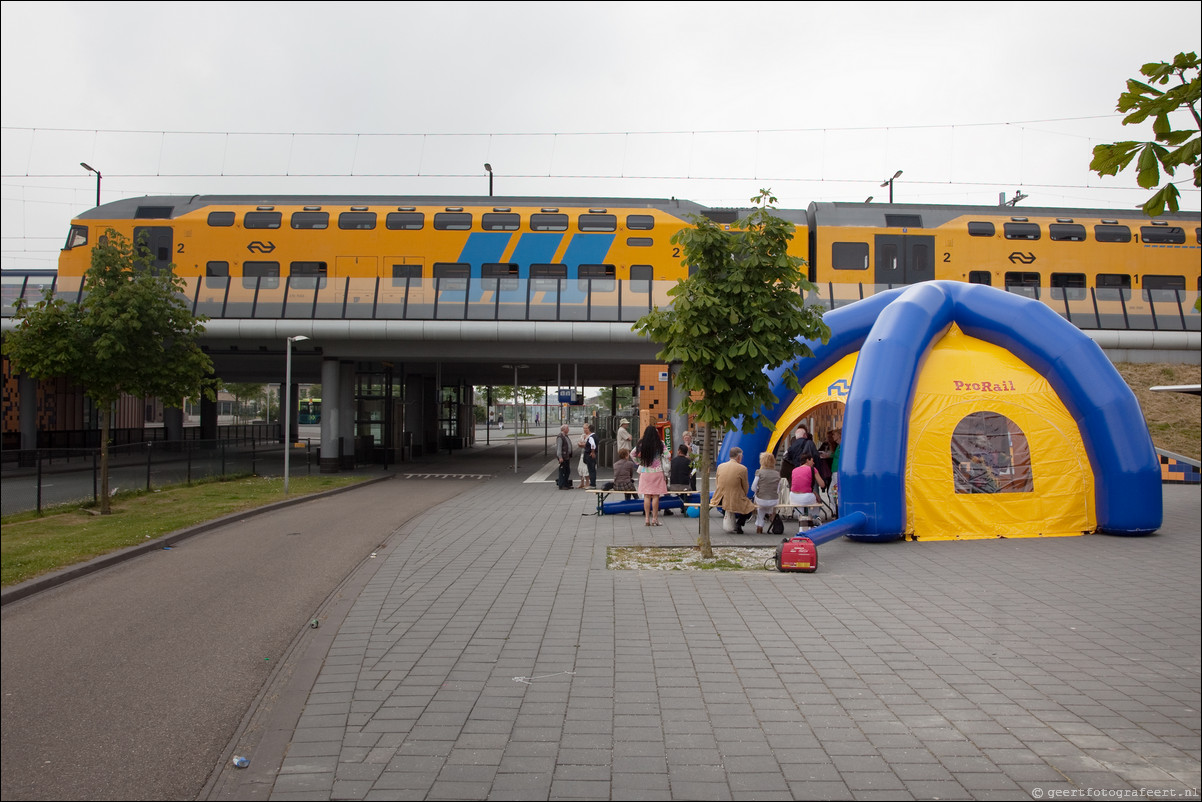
[
  {"xmin": 789, "ymin": 454, "xmax": 826, "ymax": 521},
  {"xmin": 611, "ymin": 447, "xmax": 639, "ymax": 500}
]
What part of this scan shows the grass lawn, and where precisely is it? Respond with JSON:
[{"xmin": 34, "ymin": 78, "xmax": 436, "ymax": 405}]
[{"xmin": 1, "ymin": 474, "xmax": 371, "ymax": 588}]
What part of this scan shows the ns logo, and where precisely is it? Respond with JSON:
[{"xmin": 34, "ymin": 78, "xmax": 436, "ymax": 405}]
[{"xmin": 827, "ymin": 379, "xmax": 851, "ymax": 399}]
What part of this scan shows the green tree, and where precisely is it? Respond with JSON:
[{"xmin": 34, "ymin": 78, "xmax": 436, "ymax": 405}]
[
  {"xmin": 1091, "ymin": 51, "xmax": 1200, "ymax": 216},
  {"xmin": 634, "ymin": 190, "xmax": 830, "ymax": 556},
  {"xmin": 3, "ymin": 229, "xmax": 217, "ymax": 513},
  {"xmin": 225, "ymin": 382, "xmax": 265, "ymax": 423}
]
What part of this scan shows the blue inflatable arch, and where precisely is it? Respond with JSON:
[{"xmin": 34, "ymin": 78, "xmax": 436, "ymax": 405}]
[{"xmin": 719, "ymin": 281, "xmax": 1162, "ymax": 542}]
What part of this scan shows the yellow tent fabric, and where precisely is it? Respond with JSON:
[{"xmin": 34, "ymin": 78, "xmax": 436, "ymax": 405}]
[
  {"xmin": 904, "ymin": 326, "xmax": 1094, "ymax": 540},
  {"xmin": 768, "ymin": 353, "xmax": 858, "ymax": 454}
]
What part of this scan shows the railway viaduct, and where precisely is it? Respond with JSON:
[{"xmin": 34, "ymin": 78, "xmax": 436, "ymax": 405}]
[{"xmin": 3, "ymin": 274, "xmax": 1198, "ymax": 471}]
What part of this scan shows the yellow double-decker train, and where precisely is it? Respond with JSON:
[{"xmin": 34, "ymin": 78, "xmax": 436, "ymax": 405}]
[{"xmin": 57, "ymin": 195, "xmax": 1199, "ymax": 310}]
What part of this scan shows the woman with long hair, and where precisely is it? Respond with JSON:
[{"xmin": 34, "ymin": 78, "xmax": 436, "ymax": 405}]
[{"xmin": 633, "ymin": 425, "xmax": 668, "ymax": 526}]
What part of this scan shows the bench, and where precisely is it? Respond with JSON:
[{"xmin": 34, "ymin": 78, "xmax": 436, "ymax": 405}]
[
  {"xmin": 687, "ymin": 501, "xmax": 827, "ymax": 534},
  {"xmin": 584, "ymin": 487, "xmax": 638, "ymax": 516}
]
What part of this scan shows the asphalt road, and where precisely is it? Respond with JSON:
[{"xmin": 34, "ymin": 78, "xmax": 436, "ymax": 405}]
[{"xmin": 0, "ymin": 468, "xmax": 503, "ymax": 801}]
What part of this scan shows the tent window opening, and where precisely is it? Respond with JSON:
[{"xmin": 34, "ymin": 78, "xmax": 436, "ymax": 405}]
[{"xmin": 951, "ymin": 411, "xmax": 1033, "ymax": 494}]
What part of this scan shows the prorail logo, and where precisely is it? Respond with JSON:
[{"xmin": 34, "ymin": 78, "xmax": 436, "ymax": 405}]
[{"xmin": 954, "ymin": 380, "xmax": 1017, "ymax": 392}]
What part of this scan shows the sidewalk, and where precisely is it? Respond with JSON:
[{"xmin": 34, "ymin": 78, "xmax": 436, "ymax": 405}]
[{"xmin": 203, "ymin": 450, "xmax": 1202, "ymax": 801}]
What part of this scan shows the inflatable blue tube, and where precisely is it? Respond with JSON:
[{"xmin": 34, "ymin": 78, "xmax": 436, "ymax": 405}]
[
  {"xmin": 801, "ymin": 511, "xmax": 869, "ymax": 546},
  {"xmin": 602, "ymin": 493, "xmax": 698, "ymax": 515},
  {"xmin": 841, "ymin": 283, "xmax": 954, "ymax": 538}
]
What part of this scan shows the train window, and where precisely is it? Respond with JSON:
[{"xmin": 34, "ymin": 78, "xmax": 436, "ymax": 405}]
[
  {"xmin": 885, "ymin": 214, "xmax": 922, "ymax": 228},
  {"xmin": 207, "ymin": 212, "xmax": 235, "ymax": 227},
  {"xmin": 135, "ymin": 206, "xmax": 173, "ymax": 219},
  {"xmin": 482, "ymin": 263, "xmax": 518, "ymax": 277},
  {"xmin": 627, "ymin": 215, "xmax": 655, "ymax": 230},
  {"xmin": 433, "ymin": 212, "xmax": 472, "ymax": 231},
  {"xmin": 432, "ymin": 262, "xmax": 469, "ymax": 292},
  {"xmin": 967, "ymin": 222, "xmax": 995, "ymax": 237},
  {"xmin": 831, "ymin": 242, "xmax": 869, "ymax": 270},
  {"xmin": 1049, "ymin": 224, "xmax": 1086, "ymax": 242},
  {"xmin": 627, "ymin": 237, "xmax": 654, "ymax": 247},
  {"xmin": 1051, "ymin": 273, "xmax": 1086, "ymax": 288},
  {"xmin": 1050, "ymin": 273, "xmax": 1087, "ymax": 300},
  {"xmin": 386, "ymin": 212, "xmax": 425, "ymax": 230},
  {"xmin": 1003, "ymin": 223, "xmax": 1040, "ymax": 240},
  {"xmin": 1094, "ymin": 224, "xmax": 1132, "ymax": 243},
  {"xmin": 391, "ymin": 263, "xmax": 422, "ymax": 286},
  {"xmin": 630, "ymin": 265, "xmax": 653, "ymax": 282},
  {"xmin": 205, "ymin": 261, "xmax": 229, "ymax": 288},
  {"xmin": 579, "ymin": 263, "xmax": 615, "ymax": 292},
  {"xmin": 531, "ymin": 213, "xmax": 568, "ymax": 232},
  {"xmin": 1004, "ymin": 272, "xmax": 1041, "ymax": 298},
  {"xmin": 339, "ymin": 212, "xmax": 376, "ymax": 230},
  {"xmin": 290, "ymin": 261, "xmax": 328, "ymax": 288},
  {"xmin": 244, "ymin": 212, "xmax": 282, "ymax": 229},
  {"xmin": 579, "ymin": 214, "xmax": 617, "ymax": 232},
  {"xmin": 290, "ymin": 261, "xmax": 327, "ymax": 276},
  {"xmin": 243, "ymin": 261, "xmax": 280, "ymax": 289},
  {"xmin": 1143, "ymin": 275, "xmax": 1185, "ymax": 291},
  {"xmin": 1096, "ymin": 274, "xmax": 1132, "ymax": 300},
  {"xmin": 531, "ymin": 263, "xmax": 566, "ymax": 289},
  {"xmin": 482, "ymin": 213, "xmax": 520, "ymax": 231},
  {"xmin": 65, "ymin": 225, "xmax": 88, "ymax": 249},
  {"xmin": 968, "ymin": 271, "xmax": 991, "ymax": 285},
  {"xmin": 1096, "ymin": 272, "xmax": 1132, "ymax": 301},
  {"xmin": 1140, "ymin": 226, "xmax": 1185, "ymax": 244},
  {"xmin": 291, "ymin": 211, "xmax": 329, "ymax": 229}
]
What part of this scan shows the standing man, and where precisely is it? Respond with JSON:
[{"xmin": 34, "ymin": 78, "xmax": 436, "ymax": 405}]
[
  {"xmin": 616, "ymin": 418, "xmax": 633, "ymax": 455},
  {"xmin": 556, "ymin": 424, "xmax": 573, "ymax": 489},
  {"xmin": 785, "ymin": 424, "xmax": 820, "ymax": 473}
]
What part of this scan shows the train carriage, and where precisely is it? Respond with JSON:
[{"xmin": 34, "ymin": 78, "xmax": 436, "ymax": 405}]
[
  {"xmin": 806, "ymin": 201, "xmax": 1199, "ymax": 299},
  {"xmin": 56, "ymin": 195, "xmax": 1198, "ymax": 329}
]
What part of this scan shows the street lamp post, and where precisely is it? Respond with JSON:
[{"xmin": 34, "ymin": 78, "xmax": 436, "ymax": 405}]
[
  {"xmin": 484, "ymin": 163, "xmax": 493, "ymax": 197},
  {"xmin": 80, "ymin": 162, "xmax": 101, "ymax": 207},
  {"xmin": 880, "ymin": 170, "xmax": 902, "ymax": 203},
  {"xmin": 284, "ymin": 335, "xmax": 310, "ymax": 493}
]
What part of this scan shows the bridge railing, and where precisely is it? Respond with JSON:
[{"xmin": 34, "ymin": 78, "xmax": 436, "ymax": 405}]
[{"xmin": 3, "ymin": 273, "xmax": 1198, "ymax": 332}]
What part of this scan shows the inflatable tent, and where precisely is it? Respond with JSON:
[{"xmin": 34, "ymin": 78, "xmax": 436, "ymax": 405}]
[{"xmin": 719, "ymin": 281, "xmax": 1161, "ymax": 543}]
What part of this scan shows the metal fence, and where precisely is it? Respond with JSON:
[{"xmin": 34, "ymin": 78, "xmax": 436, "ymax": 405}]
[
  {"xmin": 1, "ymin": 437, "xmax": 314, "ymax": 517},
  {"xmin": 3, "ymin": 274, "xmax": 1199, "ymax": 331}
]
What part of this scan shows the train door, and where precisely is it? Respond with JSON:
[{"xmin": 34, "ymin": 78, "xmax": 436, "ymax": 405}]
[
  {"xmin": 874, "ymin": 234, "xmax": 935, "ymax": 286},
  {"xmin": 132, "ymin": 226, "xmax": 174, "ymax": 273}
]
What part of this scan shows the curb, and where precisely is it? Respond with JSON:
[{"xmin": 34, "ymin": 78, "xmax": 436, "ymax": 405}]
[{"xmin": 0, "ymin": 473, "xmax": 395, "ymax": 607}]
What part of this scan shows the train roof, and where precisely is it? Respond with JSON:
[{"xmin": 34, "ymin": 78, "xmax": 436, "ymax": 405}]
[
  {"xmin": 72, "ymin": 195, "xmax": 1200, "ymax": 229},
  {"xmin": 808, "ymin": 201, "xmax": 1201, "ymax": 228},
  {"xmin": 73, "ymin": 195, "xmax": 714, "ymax": 221}
]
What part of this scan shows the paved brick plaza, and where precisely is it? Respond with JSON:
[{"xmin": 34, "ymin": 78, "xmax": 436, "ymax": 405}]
[{"xmin": 209, "ymin": 470, "xmax": 1201, "ymax": 801}]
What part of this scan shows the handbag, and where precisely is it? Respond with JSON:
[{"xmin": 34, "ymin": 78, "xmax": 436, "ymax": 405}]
[{"xmin": 769, "ymin": 514, "xmax": 785, "ymax": 535}]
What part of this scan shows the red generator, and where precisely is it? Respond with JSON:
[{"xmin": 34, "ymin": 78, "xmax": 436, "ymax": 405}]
[{"xmin": 775, "ymin": 536, "xmax": 818, "ymax": 573}]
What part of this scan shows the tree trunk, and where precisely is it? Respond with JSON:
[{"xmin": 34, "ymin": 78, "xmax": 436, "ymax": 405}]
[
  {"xmin": 697, "ymin": 425, "xmax": 714, "ymax": 559},
  {"xmin": 99, "ymin": 405, "xmax": 112, "ymax": 515}
]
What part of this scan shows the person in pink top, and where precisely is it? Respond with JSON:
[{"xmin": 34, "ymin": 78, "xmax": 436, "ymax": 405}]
[
  {"xmin": 789, "ymin": 454, "xmax": 826, "ymax": 508},
  {"xmin": 633, "ymin": 426, "xmax": 668, "ymax": 527}
]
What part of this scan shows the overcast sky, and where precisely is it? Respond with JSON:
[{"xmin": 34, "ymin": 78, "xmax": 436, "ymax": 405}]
[{"xmin": 3, "ymin": 0, "xmax": 1200, "ymax": 269}]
